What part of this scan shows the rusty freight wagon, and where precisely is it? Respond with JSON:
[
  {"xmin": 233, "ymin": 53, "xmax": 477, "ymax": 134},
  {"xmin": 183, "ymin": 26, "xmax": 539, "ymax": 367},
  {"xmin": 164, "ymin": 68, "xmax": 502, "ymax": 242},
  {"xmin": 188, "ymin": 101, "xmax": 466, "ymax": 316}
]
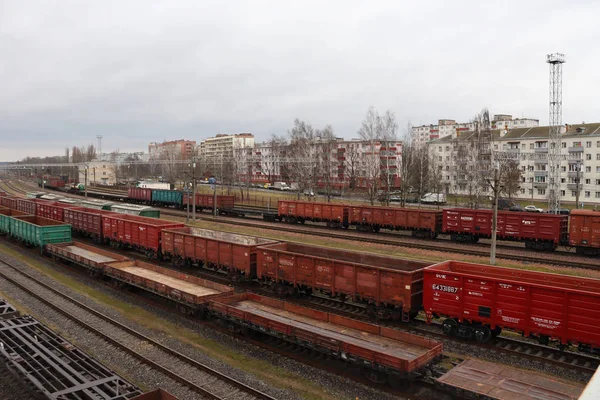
[
  {"xmin": 161, "ymin": 227, "xmax": 278, "ymax": 280},
  {"xmin": 277, "ymin": 200, "xmax": 348, "ymax": 227},
  {"xmin": 101, "ymin": 214, "xmax": 184, "ymax": 258},
  {"xmin": 64, "ymin": 208, "xmax": 115, "ymax": 242},
  {"xmin": 127, "ymin": 188, "xmax": 153, "ymax": 205},
  {"xmin": 423, "ymin": 260, "xmax": 600, "ymax": 350},
  {"xmin": 257, "ymin": 242, "xmax": 430, "ymax": 320},
  {"xmin": 183, "ymin": 193, "xmax": 235, "ymax": 212},
  {"xmin": 209, "ymin": 293, "xmax": 442, "ymax": 384},
  {"xmin": 0, "ymin": 196, "xmax": 17, "ymax": 210},
  {"xmin": 348, "ymin": 205, "xmax": 442, "ymax": 237},
  {"xmin": 437, "ymin": 359, "xmax": 583, "ymax": 400},
  {"xmin": 46, "ymin": 241, "xmax": 130, "ymax": 276},
  {"xmin": 35, "ymin": 200, "xmax": 77, "ymax": 222},
  {"xmin": 443, "ymin": 208, "xmax": 568, "ymax": 250},
  {"xmin": 104, "ymin": 259, "xmax": 233, "ymax": 315},
  {"xmin": 569, "ymin": 209, "xmax": 600, "ymax": 256},
  {"xmin": 15, "ymin": 198, "xmax": 37, "ymax": 215}
]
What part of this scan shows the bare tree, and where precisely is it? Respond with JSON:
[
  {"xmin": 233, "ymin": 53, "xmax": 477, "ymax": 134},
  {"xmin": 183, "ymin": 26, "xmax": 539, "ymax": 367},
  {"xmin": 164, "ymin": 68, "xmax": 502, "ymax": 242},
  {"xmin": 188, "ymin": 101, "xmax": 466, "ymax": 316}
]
[
  {"xmin": 358, "ymin": 107, "xmax": 382, "ymax": 205},
  {"xmin": 287, "ymin": 119, "xmax": 317, "ymax": 199},
  {"xmin": 500, "ymin": 159, "xmax": 522, "ymax": 199},
  {"xmin": 344, "ymin": 141, "xmax": 360, "ymax": 191},
  {"xmin": 316, "ymin": 125, "xmax": 337, "ymax": 202},
  {"xmin": 379, "ymin": 110, "xmax": 399, "ymax": 205},
  {"xmin": 259, "ymin": 135, "xmax": 287, "ymax": 184},
  {"xmin": 85, "ymin": 144, "xmax": 97, "ymax": 162}
]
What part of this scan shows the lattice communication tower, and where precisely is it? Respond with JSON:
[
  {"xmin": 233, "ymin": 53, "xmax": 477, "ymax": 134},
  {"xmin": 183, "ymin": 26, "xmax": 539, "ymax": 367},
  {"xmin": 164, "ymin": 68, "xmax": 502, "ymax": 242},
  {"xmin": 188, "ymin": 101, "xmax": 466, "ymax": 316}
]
[{"xmin": 546, "ymin": 53, "xmax": 565, "ymax": 214}]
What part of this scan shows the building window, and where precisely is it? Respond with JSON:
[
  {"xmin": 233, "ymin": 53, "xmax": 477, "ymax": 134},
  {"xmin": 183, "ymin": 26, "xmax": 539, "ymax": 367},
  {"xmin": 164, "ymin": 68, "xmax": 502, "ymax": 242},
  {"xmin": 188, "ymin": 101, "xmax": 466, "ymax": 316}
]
[
  {"xmin": 438, "ymin": 156, "xmax": 442, "ymax": 161},
  {"xmin": 597, "ymin": 141, "xmax": 600, "ymax": 148},
  {"xmin": 597, "ymin": 166, "xmax": 600, "ymax": 173},
  {"xmin": 585, "ymin": 191, "xmax": 591, "ymax": 198},
  {"xmin": 586, "ymin": 166, "xmax": 591, "ymax": 173},
  {"xmin": 586, "ymin": 179, "xmax": 591, "ymax": 184},
  {"xmin": 561, "ymin": 166, "xmax": 566, "ymax": 172},
  {"xmin": 538, "ymin": 189, "xmax": 545, "ymax": 195},
  {"xmin": 596, "ymin": 179, "xmax": 600, "ymax": 185},
  {"xmin": 560, "ymin": 190, "xmax": 565, "ymax": 196},
  {"xmin": 438, "ymin": 146, "xmax": 442, "ymax": 152},
  {"xmin": 572, "ymin": 191, "xmax": 577, "ymax": 196},
  {"xmin": 586, "ymin": 154, "xmax": 592, "ymax": 160},
  {"xmin": 573, "ymin": 141, "xmax": 582, "ymax": 148},
  {"xmin": 596, "ymin": 192, "xmax": 600, "ymax": 198},
  {"xmin": 522, "ymin": 144, "xmax": 526, "ymax": 149},
  {"xmin": 596, "ymin": 154, "xmax": 600, "ymax": 160},
  {"xmin": 586, "ymin": 141, "xmax": 592, "ymax": 148},
  {"xmin": 530, "ymin": 143, "xmax": 534, "ymax": 149},
  {"xmin": 561, "ymin": 178, "xmax": 565, "ymax": 183},
  {"xmin": 562, "ymin": 142, "xmax": 567, "ymax": 148}
]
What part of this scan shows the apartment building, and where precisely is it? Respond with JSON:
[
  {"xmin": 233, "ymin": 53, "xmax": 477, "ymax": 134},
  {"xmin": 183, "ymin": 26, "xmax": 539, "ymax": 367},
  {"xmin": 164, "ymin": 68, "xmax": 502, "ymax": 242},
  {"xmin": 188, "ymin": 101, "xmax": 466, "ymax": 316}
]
[
  {"xmin": 413, "ymin": 115, "xmax": 539, "ymax": 147},
  {"xmin": 428, "ymin": 122, "xmax": 600, "ymax": 202},
  {"xmin": 198, "ymin": 133, "xmax": 254, "ymax": 160},
  {"xmin": 148, "ymin": 139, "xmax": 196, "ymax": 159}
]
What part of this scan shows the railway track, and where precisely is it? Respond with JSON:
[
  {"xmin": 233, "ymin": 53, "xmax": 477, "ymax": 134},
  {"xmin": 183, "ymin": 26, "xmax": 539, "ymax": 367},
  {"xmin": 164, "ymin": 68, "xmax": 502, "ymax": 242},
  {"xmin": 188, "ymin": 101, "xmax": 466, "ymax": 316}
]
[
  {"xmin": 9, "ymin": 178, "xmax": 598, "ymax": 271},
  {"xmin": 0, "ymin": 256, "xmax": 275, "ymax": 400}
]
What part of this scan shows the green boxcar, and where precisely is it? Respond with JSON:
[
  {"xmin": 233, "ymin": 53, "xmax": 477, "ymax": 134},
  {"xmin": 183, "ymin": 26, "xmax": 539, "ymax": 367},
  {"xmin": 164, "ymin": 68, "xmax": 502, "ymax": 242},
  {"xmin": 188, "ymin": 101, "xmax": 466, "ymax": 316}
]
[
  {"xmin": 0, "ymin": 208, "xmax": 31, "ymax": 234},
  {"xmin": 151, "ymin": 189, "xmax": 182, "ymax": 208},
  {"xmin": 9, "ymin": 215, "xmax": 71, "ymax": 248},
  {"xmin": 110, "ymin": 204, "xmax": 160, "ymax": 218}
]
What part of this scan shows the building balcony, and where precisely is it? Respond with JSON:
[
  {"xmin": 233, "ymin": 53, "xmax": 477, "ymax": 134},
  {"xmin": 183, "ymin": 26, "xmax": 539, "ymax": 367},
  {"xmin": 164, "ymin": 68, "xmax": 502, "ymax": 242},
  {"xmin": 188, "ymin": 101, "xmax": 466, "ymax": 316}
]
[
  {"xmin": 566, "ymin": 183, "xmax": 580, "ymax": 190},
  {"xmin": 533, "ymin": 182, "xmax": 547, "ymax": 188},
  {"xmin": 567, "ymin": 171, "xmax": 582, "ymax": 178},
  {"xmin": 534, "ymin": 170, "xmax": 548, "ymax": 177},
  {"xmin": 568, "ymin": 147, "xmax": 584, "ymax": 153},
  {"xmin": 534, "ymin": 147, "xmax": 548, "ymax": 153}
]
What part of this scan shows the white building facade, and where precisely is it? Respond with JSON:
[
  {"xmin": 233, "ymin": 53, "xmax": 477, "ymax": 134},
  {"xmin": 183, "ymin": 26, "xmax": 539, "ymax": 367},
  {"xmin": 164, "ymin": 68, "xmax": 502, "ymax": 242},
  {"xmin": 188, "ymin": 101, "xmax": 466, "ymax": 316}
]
[
  {"xmin": 428, "ymin": 123, "xmax": 600, "ymax": 203},
  {"xmin": 413, "ymin": 115, "xmax": 539, "ymax": 147},
  {"xmin": 198, "ymin": 133, "xmax": 254, "ymax": 160}
]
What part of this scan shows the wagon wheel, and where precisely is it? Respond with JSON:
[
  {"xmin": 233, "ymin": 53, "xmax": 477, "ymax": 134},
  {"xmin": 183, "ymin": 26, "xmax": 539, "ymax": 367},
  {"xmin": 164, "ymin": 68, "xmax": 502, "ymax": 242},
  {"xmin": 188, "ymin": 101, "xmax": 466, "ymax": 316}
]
[
  {"xmin": 442, "ymin": 319, "xmax": 457, "ymax": 336},
  {"xmin": 365, "ymin": 369, "xmax": 387, "ymax": 384},
  {"xmin": 474, "ymin": 326, "xmax": 492, "ymax": 344}
]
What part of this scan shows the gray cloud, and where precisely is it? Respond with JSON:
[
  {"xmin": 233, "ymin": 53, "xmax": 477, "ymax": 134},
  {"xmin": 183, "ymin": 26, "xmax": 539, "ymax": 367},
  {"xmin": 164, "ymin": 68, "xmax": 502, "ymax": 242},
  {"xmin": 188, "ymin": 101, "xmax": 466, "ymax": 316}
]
[{"xmin": 1, "ymin": 0, "xmax": 598, "ymax": 160}]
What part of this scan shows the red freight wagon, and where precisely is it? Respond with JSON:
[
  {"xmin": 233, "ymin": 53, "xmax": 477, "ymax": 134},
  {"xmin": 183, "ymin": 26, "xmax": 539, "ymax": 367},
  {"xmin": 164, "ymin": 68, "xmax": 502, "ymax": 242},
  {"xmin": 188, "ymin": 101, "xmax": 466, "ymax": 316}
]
[
  {"xmin": 443, "ymin": 208, "xmax": 568, "ymax": 250},
  {"xmin": 16, "ymin": 198, "xmax": 37, "ymax": 215},
  {"xmin": 257, "ymin": 242, "xmax": 430, "ymax": 320},
  {"xmin": 277, "ymin": 200, "xmax": 348, "ymax": 227},
  {"xmin": 182, "ymin": 194, "xmax": 235, "ymax": 211},
  {"xmin": 569, "ymin": 210, "xmax": 600, "ymax": 256},
  {"xmin": 1, "ymin": 196, "xmax": 17, "ymax": 210},
  {"xmin": 104, "ymin": 259, "xmax": 233, "ymax": 313},
  {"xmin": 127, "ymin": 188, "xmax": 152, "ymax": 204},
  {"xmin": 0, "ymin": 191, "xmax": 7, "ymax": 197},
  {"xmin": 45, "ymin": 241, "xmax": 130, "ymax": 276},
  {"xmin": 101, "ymin": 214, "xmax": 184, "ymax": 258},
  {"xmin": 348, "ymin": 205, "xmax": 442, "ymax": 237},
  {"xmin": 64, "ymin": 208, "xmax": 116, "ymax": 241},
  {"xmin": 423, "ymin": 260, "xmax": 600, "ymax": 351},
  {"xmin": 161, "ymin": 227, "xmax": 277, "ymax": 280},
  {"xmin": 35, "ymin": 201, "xmax": 77, "ymax": 222},
  {"xmin": 209, "ymin": 293, "xmax": 442, "ymax": 382}
]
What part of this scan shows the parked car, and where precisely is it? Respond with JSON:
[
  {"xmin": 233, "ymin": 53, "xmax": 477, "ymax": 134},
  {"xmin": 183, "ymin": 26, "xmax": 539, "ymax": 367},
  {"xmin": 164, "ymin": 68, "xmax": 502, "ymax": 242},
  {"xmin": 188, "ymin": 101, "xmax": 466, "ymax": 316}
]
[
  {"xmin": 524, "ymin": 205, "xmax": 544, "ymax": 213},
  {"xmin": 508, "ymin": 205, "xmax": 524, "ymax": 212}
]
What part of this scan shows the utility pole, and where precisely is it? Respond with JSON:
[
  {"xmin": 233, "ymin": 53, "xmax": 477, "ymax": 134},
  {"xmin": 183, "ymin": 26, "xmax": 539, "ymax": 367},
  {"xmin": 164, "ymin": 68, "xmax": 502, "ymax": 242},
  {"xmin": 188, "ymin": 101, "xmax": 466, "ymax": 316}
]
[
  {"xmin": 84, "ymin": 165, "xmax": 88, "ymax": 199},
  {"xmin": 488, "ymin": 163, "xmax": 502, "ymax": 265},
  {"xmin": 192, "ymin": 156, "xmax": 197, "ymax": 222},
  {"xmin": 575, "ymin": 161, "xmax": 581, "ymax": 209}
]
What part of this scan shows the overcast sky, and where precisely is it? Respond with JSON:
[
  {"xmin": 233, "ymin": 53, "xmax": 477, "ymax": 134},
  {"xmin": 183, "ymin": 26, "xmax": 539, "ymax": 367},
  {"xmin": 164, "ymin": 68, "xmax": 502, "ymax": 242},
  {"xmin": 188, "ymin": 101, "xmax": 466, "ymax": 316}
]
[{"xmin": 1, "ymin": 0, "xmax": 598, "ymax": 161}]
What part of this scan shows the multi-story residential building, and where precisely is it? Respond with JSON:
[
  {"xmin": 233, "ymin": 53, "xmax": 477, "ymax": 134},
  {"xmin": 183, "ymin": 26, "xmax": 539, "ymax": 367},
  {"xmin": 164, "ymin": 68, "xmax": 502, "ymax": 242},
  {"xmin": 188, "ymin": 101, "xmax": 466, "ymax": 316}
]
[
  {"xmin": 198, "ymin": 133, "xmax": 254, "ymax": 160},
  {"xmin": 413, "ymin": 115, "xmax": 539, "ymax": 147},
  {"xmin": 235, "ymin": 138, "xmax": 403, "ymax": 190},
  {"xmin": 428, "ymin": 122, "xmax": 600, "ymax": 203},
  {"xmin": 148, "ymin": 139, "xmax": 196, "ymax": 159}
]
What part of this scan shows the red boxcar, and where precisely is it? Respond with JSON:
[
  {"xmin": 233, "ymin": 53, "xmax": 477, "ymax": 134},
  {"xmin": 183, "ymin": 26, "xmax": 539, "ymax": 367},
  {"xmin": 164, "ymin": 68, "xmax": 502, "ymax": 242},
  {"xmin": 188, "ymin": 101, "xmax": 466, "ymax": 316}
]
[
  {"xmin": 161, "ymin": 227, "xmax": 277, "ymax": 280},
  {"xmin": 127, "ymin": 188, "xmax": 153, "ymax": 204},
  {"xmin": 101, "ymin": 214, "xmax": 184, "ymax": 257},
  {"xmin": 35, "ymin": 201, "xmax": 77, "ymax": 222},
  {"xmin": 182, "ymin": 194, "xmax": 235, "ymax": 211},
  {"xmin": 16, "ymin": 198, "xmax": 37, "ymax": 215},
  {"xmin": 569, "ymin": 210, "xmax": 600, "ymax": 256},
  {"xmin": 443, "ymin": 208, "xmax": 568, "ymax": 250},
  {"xmin": 348, "ymin": 205, "xmax": 442, "ymax": 237},
  {"xmin": 278, "ymin": 200, "xmax": 348, "ymax": 227},
  {"xmin": 0, "ymin": 191, "xmax": 7, "ymax": 197},
  {"xmin": 1, "ymin": 196, "xmax": 17, "ymax": 210},
  {"xmin": 257, "ymin": 242, "xmax": 430, "ymax": 320},
  {"xmin": 64, "ymin": 207, "xmax": 116, "ymax": 241},
  {"xmin": 423, "ymin": 260, "xmax": 600, "ymax": 350}
]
